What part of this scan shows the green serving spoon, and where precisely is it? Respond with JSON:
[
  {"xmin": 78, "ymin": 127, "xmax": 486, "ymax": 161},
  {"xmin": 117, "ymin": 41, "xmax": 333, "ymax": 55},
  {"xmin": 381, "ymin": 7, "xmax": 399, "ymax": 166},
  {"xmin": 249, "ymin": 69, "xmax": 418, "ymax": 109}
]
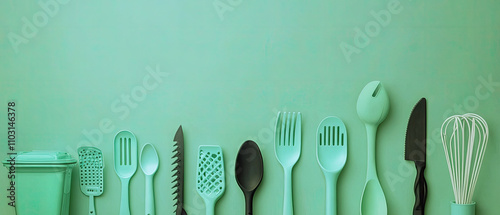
[{"xmin": 357, "ymin": 81, "xmax": 390, "ymax": 215}]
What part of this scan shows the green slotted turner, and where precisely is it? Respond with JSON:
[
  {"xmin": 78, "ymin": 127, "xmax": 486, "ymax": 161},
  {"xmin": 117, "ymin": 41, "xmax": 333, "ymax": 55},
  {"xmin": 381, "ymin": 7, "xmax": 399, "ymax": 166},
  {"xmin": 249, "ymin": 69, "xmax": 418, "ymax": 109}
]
[
  {"xmin": 78, "ymin": 147, "xmax": 104, "ymax": 215},
  {"xmin": 196, "ymin": 145, "xmax": 225, "ymax": 215},
  {"xmin": 316, "ymin": 117, "xmax": 347, "ymax": 215}
]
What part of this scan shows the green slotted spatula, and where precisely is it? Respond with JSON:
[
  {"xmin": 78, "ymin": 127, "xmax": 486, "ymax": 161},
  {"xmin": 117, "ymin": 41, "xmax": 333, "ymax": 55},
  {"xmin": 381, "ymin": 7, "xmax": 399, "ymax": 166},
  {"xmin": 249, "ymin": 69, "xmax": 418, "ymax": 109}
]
[
  {"xmin": 196, "ymin": 145, "xmax": 225, "ymax": 215},
  {"xmin": 316, "ymin": 117, "xmax": 347, "ymax": 215},
  {"xmin": 78, "ymin": 147, "xmax": 104, "ymax": 215}
]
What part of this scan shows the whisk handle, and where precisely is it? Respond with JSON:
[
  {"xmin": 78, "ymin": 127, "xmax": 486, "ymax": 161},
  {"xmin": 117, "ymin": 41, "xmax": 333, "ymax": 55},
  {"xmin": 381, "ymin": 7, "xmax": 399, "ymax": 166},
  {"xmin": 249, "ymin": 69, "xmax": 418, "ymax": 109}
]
[{"xmin": 413, "ymin": 161, "xmax": 427, "ymax": 215}]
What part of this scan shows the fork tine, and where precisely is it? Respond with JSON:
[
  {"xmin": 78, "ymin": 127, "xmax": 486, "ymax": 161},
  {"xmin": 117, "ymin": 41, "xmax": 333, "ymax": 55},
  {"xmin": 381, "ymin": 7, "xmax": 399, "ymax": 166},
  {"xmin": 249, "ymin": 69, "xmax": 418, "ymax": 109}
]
[
  {"xmin": 275, "ymin": 114, "xmax": 280, "ymax": 146},
  {"xmin": 275, "ymin": 112, "xmax": 282, "ymax": 146},
  {"xmin": 290, "ymin": 112, "xmax": 296, "ymax": 146},
  {"xmin": 286, "ymin": 112, "xmax": 292, "ymax": 146},
  {"xmin": 295, "ymin": 112, "xmax": 301, "ymax": 146},
  {"xmin": 281, "ymin": 112, "xmax": 286, "ymax": 146}
]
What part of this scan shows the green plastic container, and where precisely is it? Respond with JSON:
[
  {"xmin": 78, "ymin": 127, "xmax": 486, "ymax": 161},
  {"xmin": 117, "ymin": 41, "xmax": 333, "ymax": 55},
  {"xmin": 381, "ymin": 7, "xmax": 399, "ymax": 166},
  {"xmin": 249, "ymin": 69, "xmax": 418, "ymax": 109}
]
[
  {"xmin": 2, "ymin": 151, "xmax": 77, "ymax": 215},
  {"xmin": 451, "ymin": 201, "xmax": 476, "ymax": 215}
]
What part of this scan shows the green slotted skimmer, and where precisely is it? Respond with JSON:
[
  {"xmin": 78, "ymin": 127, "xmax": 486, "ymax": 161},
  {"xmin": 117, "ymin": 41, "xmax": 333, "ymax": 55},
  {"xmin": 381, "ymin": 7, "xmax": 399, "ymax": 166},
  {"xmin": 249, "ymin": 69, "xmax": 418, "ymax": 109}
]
[
  {"xmin": 78, "ymin": 147, "xmax": 104, "ymax": 215},
  {"xmin": 196, "ymin": 145, "xmax": 225, "ymax": 215}
]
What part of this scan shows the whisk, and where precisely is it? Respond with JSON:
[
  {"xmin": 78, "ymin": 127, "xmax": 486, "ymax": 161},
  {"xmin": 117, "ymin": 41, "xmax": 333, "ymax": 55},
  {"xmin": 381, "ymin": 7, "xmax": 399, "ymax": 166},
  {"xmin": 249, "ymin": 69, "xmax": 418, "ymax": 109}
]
[{"xmin": 440, "ymin": 113, "xmax": 489, "ymax": 206}]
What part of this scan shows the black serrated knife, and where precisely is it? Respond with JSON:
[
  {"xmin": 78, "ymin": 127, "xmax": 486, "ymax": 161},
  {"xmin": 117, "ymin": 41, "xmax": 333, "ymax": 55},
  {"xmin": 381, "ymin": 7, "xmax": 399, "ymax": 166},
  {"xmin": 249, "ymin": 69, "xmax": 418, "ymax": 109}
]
[
  {"xmin": 405, "ymin": 98, "xmax": 427, "ymax": 215},
  {"xmin": 173, "ymin": 126, "xmax": 187, "ymax": 215}
]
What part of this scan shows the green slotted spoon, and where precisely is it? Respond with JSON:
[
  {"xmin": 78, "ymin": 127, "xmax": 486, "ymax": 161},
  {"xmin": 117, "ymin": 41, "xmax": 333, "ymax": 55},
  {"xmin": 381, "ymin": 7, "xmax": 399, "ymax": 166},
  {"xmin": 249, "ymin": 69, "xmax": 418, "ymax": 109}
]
[
  {"xmin": 78, "ymin": 147, "xmax": 104, "ymax": 215},
  {"xmin": 196, "ymin": 145, "xmax": 225, "ymax": 215},
  {"xmin": 316, "ymin": 116, "xmax": 347, "ymax": 215}
]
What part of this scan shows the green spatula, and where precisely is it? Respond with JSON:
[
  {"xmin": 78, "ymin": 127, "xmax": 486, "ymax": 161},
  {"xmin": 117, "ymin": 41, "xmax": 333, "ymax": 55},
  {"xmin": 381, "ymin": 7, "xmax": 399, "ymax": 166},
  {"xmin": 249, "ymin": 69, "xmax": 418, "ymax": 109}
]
[
  {"xmin": 113, "ymin": 131, "xmax": 138, "ymax": 215},
  {"xmin": 78, "ymin": 147, "xmax": 104, "ymax": 215},
  {"xmin": 196, "ymin": 145, "xmax": 225, "ymax": 215},
  {"xmin": 316, "ymin": 117, "xmax": 347, "ymax": 215}
]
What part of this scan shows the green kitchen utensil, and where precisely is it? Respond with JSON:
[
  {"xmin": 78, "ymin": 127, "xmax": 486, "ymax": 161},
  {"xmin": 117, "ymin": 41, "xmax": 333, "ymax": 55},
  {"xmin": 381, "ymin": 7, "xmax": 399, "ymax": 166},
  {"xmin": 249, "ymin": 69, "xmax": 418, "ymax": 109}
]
[
  {"xmin": 441, "ymin": 114, "xmax": 489, "ymax": 215},
  {"xmin": 78, "ymin": 147, "xmax": 104, "ymax": 215},
  {"xmin": 113, "ymin": 131, "xmax": 138, "ymax": 215},
  {"xmin": 274, "ymin": 112, "xmax": 302, "ymax": 215},
  {"xmin": 140, "ymin": 143, "xmax": 159, "ymax": 215},
  {"xmin": 357, "ymin": 81, "xmax": 390, "ymax": 215},
  {"xmin": 196, "ymin": 145, "xmax": 225, "ymax": 215},
  {"xmin": 316, "ymin": 116, "xmax": 347, "ymax": 215}
]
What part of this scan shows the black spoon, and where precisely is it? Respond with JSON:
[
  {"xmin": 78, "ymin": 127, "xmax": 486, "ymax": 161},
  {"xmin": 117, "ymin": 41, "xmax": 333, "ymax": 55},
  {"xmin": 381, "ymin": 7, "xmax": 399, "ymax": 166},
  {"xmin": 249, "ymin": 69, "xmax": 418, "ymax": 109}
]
[{"xmin": 235, "ymin": 140, "xmax": 264, "ymax": 215}]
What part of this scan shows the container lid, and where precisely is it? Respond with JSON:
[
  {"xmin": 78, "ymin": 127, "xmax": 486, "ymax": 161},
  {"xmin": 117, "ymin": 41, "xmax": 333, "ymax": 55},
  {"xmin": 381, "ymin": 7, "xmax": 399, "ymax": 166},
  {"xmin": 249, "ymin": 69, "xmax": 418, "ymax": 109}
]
[{"xmin": 2, "ymin": 151, "xmax": 77, "ymax": 165}]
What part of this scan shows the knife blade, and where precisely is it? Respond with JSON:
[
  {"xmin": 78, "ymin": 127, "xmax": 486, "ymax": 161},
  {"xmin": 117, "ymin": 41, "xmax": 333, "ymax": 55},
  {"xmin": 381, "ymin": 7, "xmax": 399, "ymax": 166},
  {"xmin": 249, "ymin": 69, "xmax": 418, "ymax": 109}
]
[
  {"xmin": 173, "ymin": 125, "xmax": 187, "ymax": 215},
  {"xmin": 404, "ymin": 98, "xmax": 427, "ymax": 215}
]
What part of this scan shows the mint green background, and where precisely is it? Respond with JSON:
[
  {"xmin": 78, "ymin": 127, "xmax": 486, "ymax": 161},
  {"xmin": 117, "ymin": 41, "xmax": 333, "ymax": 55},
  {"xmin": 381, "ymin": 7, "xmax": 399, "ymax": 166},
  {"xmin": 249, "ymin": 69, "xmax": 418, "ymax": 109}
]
[{"xmin": 1, "ymin": 0, "xmax": 499, "ymax": 215}]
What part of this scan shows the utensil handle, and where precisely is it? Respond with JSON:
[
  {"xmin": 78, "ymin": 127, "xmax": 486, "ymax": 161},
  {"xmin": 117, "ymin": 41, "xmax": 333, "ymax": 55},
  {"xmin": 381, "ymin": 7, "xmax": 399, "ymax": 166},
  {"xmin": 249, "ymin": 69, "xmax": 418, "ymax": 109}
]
[
  {"xmin": 146, "ymin": 175, "xmax": 155, "ymax": 215},
  {"xmin": 413, "ymin": 161, "xmax": 427, "ymax": 215},
  {"xmin": 244, "ymin": 192, "xmax": 255, "ymax": 215},
  {"xmin": 325, "ymin": 173, "xmax": 339, "ymax": 215},
  {"xmin": 120, "ymin": 177, "xmax": 131, "ymax": 215},
  {"xmin": 365, "ymin": 124, "xmax": 378, "ymax": 180},
  {"xmin": 89, "ymin": 195, "xmax": 95, "ymax": 215},
  {"xmin": 283, "ymin": 167, "xmax": 293, "ymax": 215},
  {"xmin": 206, "ymin": 200, "xmax": 216, "ymax": 215}
]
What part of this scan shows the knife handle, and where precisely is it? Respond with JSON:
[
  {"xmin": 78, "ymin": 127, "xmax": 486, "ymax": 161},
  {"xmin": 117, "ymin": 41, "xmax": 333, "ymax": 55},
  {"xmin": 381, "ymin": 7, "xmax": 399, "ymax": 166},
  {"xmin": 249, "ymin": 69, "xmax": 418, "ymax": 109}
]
[{"xmin": 413, "ymin": 161, "xmax": 427, "ymax": 215}]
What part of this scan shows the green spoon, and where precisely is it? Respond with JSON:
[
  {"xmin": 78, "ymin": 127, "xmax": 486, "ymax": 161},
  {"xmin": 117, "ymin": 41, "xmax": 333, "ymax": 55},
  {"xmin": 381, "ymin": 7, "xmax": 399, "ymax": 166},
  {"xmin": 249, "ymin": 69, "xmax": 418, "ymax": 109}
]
[
  {"xmin": 140, "ymin": 143, "xmax": 159, "ymax": 215},
  {"xmin": 357, "ymin": 81, "xmax": 390, "ymax": 215}
]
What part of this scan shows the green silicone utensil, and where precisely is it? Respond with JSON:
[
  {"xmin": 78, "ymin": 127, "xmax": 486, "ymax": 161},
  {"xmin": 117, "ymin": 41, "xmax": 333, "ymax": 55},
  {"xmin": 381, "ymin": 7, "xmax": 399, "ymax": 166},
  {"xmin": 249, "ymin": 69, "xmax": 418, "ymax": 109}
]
[
  {"xmin": 274, "ymin": 112, "xmax": 302, "ymax": 215},
  {"xmin": 78, "ymin": 147, "xmax": 104, "ymax": 215},
  {"xmin": 196, "ymin": 145, "xmax": 225, "ymax": 215},
  {"xmin": 316, "ymin": 117, "xmax": 347, "ymax": 215},
  {"xmin": 357, "ymin": 81, "xmax": 390, "ymax": 215},
  {"xmin": 140, "ymin": 143, "xmax": 159, "ymax": 215},
  {"xmin": 113, "ymin": 131, "xmax": 138, "ymax": 215}
]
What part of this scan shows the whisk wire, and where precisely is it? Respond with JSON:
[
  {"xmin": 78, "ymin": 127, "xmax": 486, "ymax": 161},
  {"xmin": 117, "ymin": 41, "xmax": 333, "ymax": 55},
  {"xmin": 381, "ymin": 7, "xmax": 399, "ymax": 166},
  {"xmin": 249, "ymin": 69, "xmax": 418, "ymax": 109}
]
[
  {"xmin": 441, "ymin": 113, "xmax": 488, "ymax": 205},
  {"xmin": 468, "ymin": 115, "xmax": 489, "ymax": 203}
]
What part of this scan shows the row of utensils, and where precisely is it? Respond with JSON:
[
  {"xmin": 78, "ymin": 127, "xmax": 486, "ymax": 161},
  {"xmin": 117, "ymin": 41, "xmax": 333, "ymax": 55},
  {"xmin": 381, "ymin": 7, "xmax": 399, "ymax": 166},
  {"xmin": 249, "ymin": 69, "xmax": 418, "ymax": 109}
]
[
  {"xmin": 199, "ymin": 80, "xmax": 412, "ymax": 215},
  {"xmin": 76, "ymin": 126, "xmax": 189, "ymax": 215},
  {"xmin": 194, "ymin": 113, "xmax": 344, "ymax": 215},
  {"xmin": 76, "ymin": 80, "xmax": 489, "ymax": 215},
  {"xmin": 78, "ymin": 130, "xmax": 163, "ymax": 215},
  {"xmin": 273, "ymin": 80, "xmax": 391, "ymax": 215},
  {"xmin": 113, "ymin": 131, "xmax": 160, "ymax": 215},
  {"xmin": 74, "ymin": 81, "xmax": 394, "ymax": 215}
]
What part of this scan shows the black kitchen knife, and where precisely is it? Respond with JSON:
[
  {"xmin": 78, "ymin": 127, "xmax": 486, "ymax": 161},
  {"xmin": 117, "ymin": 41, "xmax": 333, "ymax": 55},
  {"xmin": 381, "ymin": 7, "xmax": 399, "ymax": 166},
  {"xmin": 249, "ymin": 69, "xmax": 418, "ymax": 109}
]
[
  {"xmin": 405, "ymin": 98, "xmax": 427, "ymax": 215},
  {"xmin": 173, "ymin": 125, "xmax": 187, "ymax": 215}
]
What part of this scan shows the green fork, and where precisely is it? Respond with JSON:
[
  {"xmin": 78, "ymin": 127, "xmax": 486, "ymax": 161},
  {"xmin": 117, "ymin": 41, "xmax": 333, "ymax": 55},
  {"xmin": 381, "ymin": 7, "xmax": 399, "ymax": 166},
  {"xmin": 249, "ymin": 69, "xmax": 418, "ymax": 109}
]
[{"xmin": 274, "ymin": 112, "xmax": 302, "ymax": 215}]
